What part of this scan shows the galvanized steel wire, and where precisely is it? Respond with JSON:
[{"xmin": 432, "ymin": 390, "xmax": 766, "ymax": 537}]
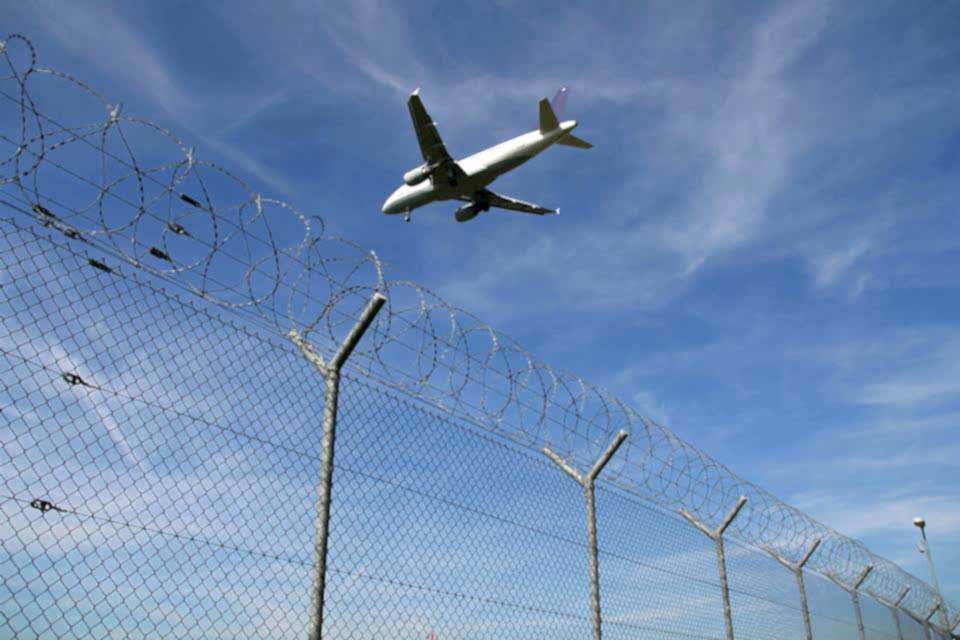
[{"xmin": 1, "ymin": 32, "xmax": 955, "ymax": 639}]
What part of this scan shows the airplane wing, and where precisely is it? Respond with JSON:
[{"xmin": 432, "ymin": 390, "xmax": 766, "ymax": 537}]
[
  {"xmin": 462, "ymin": 189, "xmax": 559, "ymax": 216},
  {"xmin": 408, "ymin": 89, "xmax": 452, "ymax": 165}
]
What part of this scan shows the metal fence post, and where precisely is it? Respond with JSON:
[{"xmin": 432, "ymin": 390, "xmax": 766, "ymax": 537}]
[
  {"xmin": 680, "ymin": 496, "xmax": 748, "ymax": 640},
  {"xmin": 543, "ymin": 430, "xmax": 628, "ymax": 640},
  {"xmin": 884, "ymin": 586, "xmax": 911, "ymax": 640},
  {"xmin": 825, "ymin": 564, "xmax": 873, "ymax": 640},
  {"xmin": 850, "ymin": 565, "xmax": 873, "ymax": 640},
  {"xmin": 764, "ymin": 538, "xmax": 821, "ymax": 640},
  {"xmin": 924, "ymin": 603, "xmax": 942, "ymax": 640},
  {"xmin": 288, "ymin": 292, "xmax": 386, "ymax": 640}
]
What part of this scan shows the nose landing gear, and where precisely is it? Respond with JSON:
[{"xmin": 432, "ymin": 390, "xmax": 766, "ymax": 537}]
[{"xmin": 404, "ymin": 209, "xmax": 411, "ymax": 223}]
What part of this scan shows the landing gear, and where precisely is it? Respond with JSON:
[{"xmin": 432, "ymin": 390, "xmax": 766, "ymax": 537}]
[{"xmin": 404, "ymin": 209, "xmax": 411, "ymax": 223}]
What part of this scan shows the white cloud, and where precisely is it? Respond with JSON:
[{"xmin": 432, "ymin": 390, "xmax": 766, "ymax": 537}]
[
  {"xmin": 15, "ymin": 1, "xmax": 190, "ymax": 117},
  {"xmin": 426, "ymin": 1, "xmax": 835, "ymax": 317},
  {"xmin": 629, "ymin": 388, "xmax": 671, "ymax": 427},
  {"xmin": 792, "ymin": 491, "xmax": 960, "ymax": 539},
  {"xmin": 858, "ymin": 374, "xmax": 960, "ymax": 408},
  {"xmin": 326, "ymin": 2, "xmax": 424, "ymax": 93},
  {"xmin": 197, "ymin": 134, "xmax": 298, "ymax": 197},
  {"xmin": 784, "ymin": 325, "xmax": 960, "ymax": 410},
  {"xmin": 658, "ymin": 0, "xmax": 831, "ymax": 269},
  {"xmin": 10, "ymin": 2, "xmax": 301, "ymax": 199},
  {"xmin": 207, "ymin": 0, "xmax": 946, "ymax": 329},
  {"xmin": 811, "ymin": 238, "xmax": 872, "ymax": 287},
  {"xmin": 849, "ymin": 330, "xmax": 960, "ymax": 408},
  {"xmin": 0, "ymin": 325, "xmax": 148, "ymax": 474}
]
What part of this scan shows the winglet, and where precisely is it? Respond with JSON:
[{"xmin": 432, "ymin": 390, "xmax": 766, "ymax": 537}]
[
  {"xmin": 555, "ymin": 208, "xmax": 561, "ymax": 216},
  {"xmin": 411, "ymin": 87, "xmax": 420, "ymax": 97}
]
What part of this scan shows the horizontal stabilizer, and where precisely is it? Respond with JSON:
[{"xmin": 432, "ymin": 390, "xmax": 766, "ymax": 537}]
[{"xmin": 557, "ymin": 133, "xmax": 592, "ymax": 149}]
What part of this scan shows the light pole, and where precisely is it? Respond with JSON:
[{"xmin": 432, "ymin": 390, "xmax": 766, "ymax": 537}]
[{"xmin": 914, "ymin": 516, "xmax": 950, "ymax": 630}]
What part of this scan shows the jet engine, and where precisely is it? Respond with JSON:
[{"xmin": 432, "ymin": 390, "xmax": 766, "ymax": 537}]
[
  {"xmin": 454, "ymin": 202, "xmax": 488, "ymax": 223},
  {"xmin": 403, "ymin": 164, "xmax": 432, "ymax": 186}
]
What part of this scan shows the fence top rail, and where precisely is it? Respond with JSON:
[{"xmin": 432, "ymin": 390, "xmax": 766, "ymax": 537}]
[{"xmin": 1, "ymin": 31, "xmax": 953, "ymax": 626}]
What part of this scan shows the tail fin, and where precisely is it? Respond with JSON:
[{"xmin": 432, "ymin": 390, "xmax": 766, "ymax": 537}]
[
  {"xmin": 551, "ymin": 87, "xmax": 569, "ymax": 120},
  {"xmin": 538, "ymin": 86, "xmax": 571, "ymax": 132},
  {"xmin": 539, "ymin": 86, "xmax": 592, "ymax": 148},
  {"xmin": 538, "ymin": 98, "xmax": 559, "ymax": 133}
]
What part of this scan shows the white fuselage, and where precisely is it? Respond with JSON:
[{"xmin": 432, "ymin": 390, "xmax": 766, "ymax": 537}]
[{"xmin": 382, "ymin": 120, "xmax": 579, "ymax": 214}]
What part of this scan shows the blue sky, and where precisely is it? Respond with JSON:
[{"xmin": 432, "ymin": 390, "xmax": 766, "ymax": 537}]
[{"xmin": 6, "ymin": 0, "xmax": 960, "ymax": 610}]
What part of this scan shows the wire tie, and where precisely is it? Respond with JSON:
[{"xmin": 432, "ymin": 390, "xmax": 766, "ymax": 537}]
[
  {"xmin": 149, "ymin": 246, "xmax": 172, "ymax": 262},
  {"xmin": 88, "ymin": 258, "xmax": 113, "ymax": 273},
  {"xmin": 30, "ymin": 499, "xmax": 63, "ymax": 514},
  {"xmin": 167, "ymin": 222, "xmax": 189, "ymax": 236},
  {"xmin": 32, "ymin": 203, "xmax": 56, "ymax": 219},
  {"xmin": 62, "ymin": 372, "xmax": 86, "ymax": 386},
  {"xmin": 180, "ymin": 193, "xmax": 203, "ymax": 208}
]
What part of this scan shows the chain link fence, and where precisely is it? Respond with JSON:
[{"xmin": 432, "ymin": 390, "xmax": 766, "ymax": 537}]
[{"xmin": 2, "ymin": 33, "xmax": 957, "ymax": 639}]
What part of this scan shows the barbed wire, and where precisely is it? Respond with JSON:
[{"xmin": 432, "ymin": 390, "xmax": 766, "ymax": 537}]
[
  {"xmin": 1, "ymin": 31, "xmax": 954, "ymax": 634},
  {"xmin": 0, "ymin": 232, "xmax": 883, "ymax": 637},
  {"xmin": 0, "ymin": 242, "xmax": 867, "ymax": 630}
]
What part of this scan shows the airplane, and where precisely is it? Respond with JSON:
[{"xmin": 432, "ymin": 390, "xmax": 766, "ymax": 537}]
[{"xmin": 382, "ymin": 87, "xmax": 591, "ymax": 223}]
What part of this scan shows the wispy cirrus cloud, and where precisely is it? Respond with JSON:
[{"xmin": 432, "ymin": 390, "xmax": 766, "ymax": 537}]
[
  {"xmin": 12, "ymin": 0, "xmax": 190, "ymax": 117},
  {"xmin": 207, "ymin": 0, "xmax": 940, "ymax": 325},
  {"xmin": 792, "ymin": 490, "xmax": 960, "ymax": 544},
  {"xmin": 410, "ymin": 1, "xmax": 836, "ymax": 317},
  {"xmin": 803, "ymin": 326, "xmax": 960, "ymax": 409},
  {"xmin": 8, "ymin": 2, "xmax": 299, "ymax": 197},
  {"xmin": 660, "ymin": 0, "xmax": 832, "ymax": 270}
]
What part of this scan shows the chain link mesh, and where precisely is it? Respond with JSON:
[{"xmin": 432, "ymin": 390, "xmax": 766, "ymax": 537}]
[{"xmin": 1, "ymin": 32, "xmax": 956, "ymax": 639}]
